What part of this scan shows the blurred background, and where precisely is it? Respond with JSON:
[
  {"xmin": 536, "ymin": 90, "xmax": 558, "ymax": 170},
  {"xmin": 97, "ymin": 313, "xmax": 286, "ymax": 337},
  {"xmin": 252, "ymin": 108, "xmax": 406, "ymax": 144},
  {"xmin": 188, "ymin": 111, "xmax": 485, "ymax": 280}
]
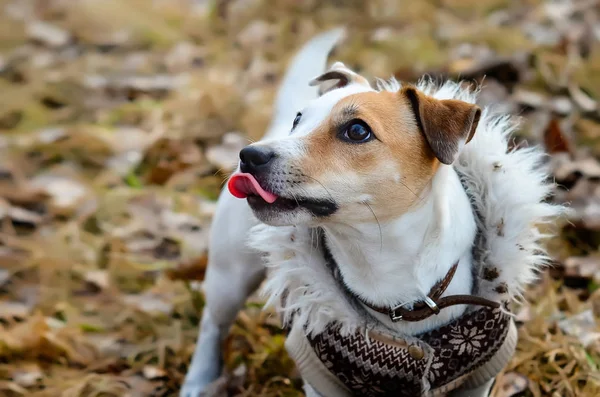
[{"xmin": 0, "ymin": 0, "xmax": 599, "ymax": 396}]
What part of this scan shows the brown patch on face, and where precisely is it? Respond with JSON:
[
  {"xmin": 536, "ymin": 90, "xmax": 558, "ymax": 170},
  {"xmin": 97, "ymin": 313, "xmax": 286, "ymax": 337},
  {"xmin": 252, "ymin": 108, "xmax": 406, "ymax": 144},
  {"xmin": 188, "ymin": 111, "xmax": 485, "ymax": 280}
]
[{"xmin": 296, "ymin": 90, "xmax": 441, "ymax": 221}]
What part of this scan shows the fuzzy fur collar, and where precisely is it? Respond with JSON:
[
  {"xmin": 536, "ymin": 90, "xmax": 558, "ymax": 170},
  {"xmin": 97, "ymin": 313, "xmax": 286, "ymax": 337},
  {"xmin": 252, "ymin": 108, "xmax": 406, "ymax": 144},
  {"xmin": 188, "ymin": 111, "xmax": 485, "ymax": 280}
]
[{"xmin": 247, "ymin": 78, "xmax": 566, "ymax": 338}]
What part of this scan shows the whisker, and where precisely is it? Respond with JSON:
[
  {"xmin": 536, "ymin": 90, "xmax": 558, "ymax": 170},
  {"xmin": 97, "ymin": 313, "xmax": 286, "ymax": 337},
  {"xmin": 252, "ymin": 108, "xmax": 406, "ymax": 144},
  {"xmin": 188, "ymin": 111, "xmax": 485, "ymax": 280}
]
[
  {"xmin": 218, "ymin": 169, "xmax": 236, "ymax": 185},
  {"xmin": 302, "ymin": 174, "xmax": 336, "ymax": 203},
  {"xmin": 287, "ymin": 189, "xmax": 319, "ymax": 265},
  {"xmin": 318, "ymin": 218, "xmax": 364, "ymax": 234},
  {"xmin": 288, "ymin": 190, "xmax": 301, "ymax": 208},
  {"xmin": 294, "ymin": 177, "xmax": 374, "ymax": 237},
  {"xmin": 413, "ymin": 174, "xmax": 436, "ymax": 206},
  {"xmin": 214, "ymin": 167, "xmax": 226, "ymax": 176},
  {"xmin": 364, "ymin": 201, "xmax": 383, "ymax": 252},
  {"xmin": 304, "ymin": 170, "xmax": 423, "ymax": 206},
  {"xmin": 290, "ymin": 171, "xmax": 431, "ymax": 251},
  {"xmin": 396, "ymin": 176, "xmax": 421, "ymax": 200}
]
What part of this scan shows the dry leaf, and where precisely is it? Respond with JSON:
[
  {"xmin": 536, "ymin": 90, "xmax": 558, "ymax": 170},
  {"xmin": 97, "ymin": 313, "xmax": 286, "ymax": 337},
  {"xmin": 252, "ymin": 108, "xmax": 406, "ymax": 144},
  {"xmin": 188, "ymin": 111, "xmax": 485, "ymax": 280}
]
[
  {"xmin": 142, "ymin": 365, "xmax": 167, "ymax": 380},
  {"xmin": 0, "ymin": 301, "xmax": 33, "ymax": 319},
  {"xmin": 492, "ymin": 372, "xmax": 529, "ymax": 397},
  {"xmin": 11, "ymin": 364, "xmax": 43, "ymax": 388},
  {"xmin": 84, "ymin": 270, "xmax": 110, "ymax": 290},
  {"xmin": 544, "ymin": 118, "xmax": 571, "ymax": 154},
  {"xmin": 30, "ymin": 174, "xmax": 88, "ymax": 215},
  {"xmin": 568, "ymin": 83, "xmax": 597, "ymax": 112},
  {"xmin": 205, "ymin": 132, "xmax": 247, "ymax": 171},
  {"xmin": 558, "ymin": 310, "xmax": 600, "ymax": 347},
  {"xmin": 563, "ymin": 256, "xmax": 600, "ymax": 282},
  {"xmin": 27, "ymin": 21, "xmax": 70, "ymax": 47},
  {"xmin": 0, "ymin": 269, "xmax": 9, "ymax": 287},
  {"xmin": 123, "ymin": 292, "xmax": 173, "ymax": 316},
  {"xmin": 165, "ymin": 254, "xmax": 208, "ymax": 281},
  {"xmin": 552, "ymin": 153, "xmax": 600, "ymax": 181}
]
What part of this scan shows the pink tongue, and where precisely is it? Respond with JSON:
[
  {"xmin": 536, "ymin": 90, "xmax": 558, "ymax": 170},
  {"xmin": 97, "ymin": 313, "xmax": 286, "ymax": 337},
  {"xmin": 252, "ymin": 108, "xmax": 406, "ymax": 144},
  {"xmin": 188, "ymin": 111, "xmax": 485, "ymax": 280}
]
[{"xmin": 228, "ymin": 173, "xmax": 278, "ymax": 203}]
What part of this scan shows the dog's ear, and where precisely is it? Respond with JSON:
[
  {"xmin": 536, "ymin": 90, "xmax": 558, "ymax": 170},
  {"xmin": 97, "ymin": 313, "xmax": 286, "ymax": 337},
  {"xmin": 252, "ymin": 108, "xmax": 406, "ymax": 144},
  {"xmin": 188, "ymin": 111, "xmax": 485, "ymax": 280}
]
[
  {"xmin": 309, "ymin": 62, "xmax": 370, "ymax": 96},
  {"xmin": 401, "ymin": 86, "xmax": 481, "ymax": 165}
]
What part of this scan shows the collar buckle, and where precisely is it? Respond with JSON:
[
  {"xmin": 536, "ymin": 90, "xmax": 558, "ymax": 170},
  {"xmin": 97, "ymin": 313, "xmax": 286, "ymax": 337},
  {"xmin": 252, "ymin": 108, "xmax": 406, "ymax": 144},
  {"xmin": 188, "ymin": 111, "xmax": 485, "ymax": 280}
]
[
  {"xmin": 389, "ymin": 308, "xmax": 403, "ymax": 322},
  {"xmin": 389, "ymin": 297, "xmax": 441, "ymax": 322},
  {"xmin": 388, "ymin": 301, "xmax": 409, "ymax": 322}
]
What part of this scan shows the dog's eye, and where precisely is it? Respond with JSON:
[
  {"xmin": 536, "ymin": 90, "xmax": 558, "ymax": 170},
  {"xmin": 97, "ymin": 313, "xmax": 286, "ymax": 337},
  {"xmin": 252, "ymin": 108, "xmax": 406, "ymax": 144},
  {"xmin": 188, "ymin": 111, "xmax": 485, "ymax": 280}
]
[
  {"xmin": 292, "ymin": 112, "xmax": 302, "ymax": 131},
  {"xmin": 341, "ymin": 120, "xmax": 373, "ymax": 143}
]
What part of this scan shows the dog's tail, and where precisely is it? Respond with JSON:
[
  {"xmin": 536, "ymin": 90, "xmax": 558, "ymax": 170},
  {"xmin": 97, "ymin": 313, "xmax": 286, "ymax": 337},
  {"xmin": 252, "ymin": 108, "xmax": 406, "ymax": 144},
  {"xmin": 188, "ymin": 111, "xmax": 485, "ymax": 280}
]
[{"xmin": 264, "ymin": 27, "xmax": 346, "ymax": 138}]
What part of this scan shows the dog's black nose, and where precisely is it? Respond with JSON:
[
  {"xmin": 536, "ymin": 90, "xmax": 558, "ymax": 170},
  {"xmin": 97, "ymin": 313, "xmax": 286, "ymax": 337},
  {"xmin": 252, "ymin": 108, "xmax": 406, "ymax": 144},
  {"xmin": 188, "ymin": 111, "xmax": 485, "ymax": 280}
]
[{"xmin": 239, "ymin": 146, "xmax": 275, "ymax": 173}]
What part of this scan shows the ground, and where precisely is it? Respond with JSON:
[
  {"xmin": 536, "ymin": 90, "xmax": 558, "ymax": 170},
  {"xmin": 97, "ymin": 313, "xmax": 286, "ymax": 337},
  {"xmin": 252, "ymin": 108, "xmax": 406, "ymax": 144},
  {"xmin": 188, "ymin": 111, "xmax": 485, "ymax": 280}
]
[{"xmin": 0, "ymin": 0, "xmax": 599, "ymax": 396}]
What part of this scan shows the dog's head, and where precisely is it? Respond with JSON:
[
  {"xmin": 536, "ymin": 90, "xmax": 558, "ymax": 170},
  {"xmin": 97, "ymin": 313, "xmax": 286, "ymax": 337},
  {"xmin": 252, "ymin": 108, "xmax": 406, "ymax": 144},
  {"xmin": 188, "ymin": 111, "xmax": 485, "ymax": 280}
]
[{"xmin": 229, "ymin": 63, "xmax": 481, "ymax": 226}]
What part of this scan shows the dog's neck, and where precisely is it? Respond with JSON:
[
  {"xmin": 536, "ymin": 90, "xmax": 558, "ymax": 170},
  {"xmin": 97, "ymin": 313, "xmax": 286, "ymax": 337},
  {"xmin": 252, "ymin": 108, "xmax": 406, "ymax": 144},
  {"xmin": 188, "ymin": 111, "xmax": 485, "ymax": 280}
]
[{"xmin": 321, "ymin": 165, "xmax": 478, "ymax": 334}]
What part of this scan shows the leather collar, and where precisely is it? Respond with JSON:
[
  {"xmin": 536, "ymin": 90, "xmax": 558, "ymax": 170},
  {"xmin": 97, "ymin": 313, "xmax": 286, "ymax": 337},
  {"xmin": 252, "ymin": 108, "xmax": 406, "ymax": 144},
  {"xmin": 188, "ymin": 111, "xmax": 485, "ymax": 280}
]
[{"xmin": 319, "ymin": 230, "xmax": 499, "ymax": 322}]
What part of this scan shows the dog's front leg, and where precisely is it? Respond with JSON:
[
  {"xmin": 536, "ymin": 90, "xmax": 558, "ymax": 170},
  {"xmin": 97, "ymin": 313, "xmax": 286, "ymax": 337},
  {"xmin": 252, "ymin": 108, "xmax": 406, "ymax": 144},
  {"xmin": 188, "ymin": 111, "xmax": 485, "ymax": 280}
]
[
  {"xmin": 180, "ymin": 197, "xmax": 265, "ymax": 397},
  {"xmin": 180, "ymin": 251, "xmax": 265, "ymax": 396},
  {"xmin": 304, "ymin": 383, "xmax": 324, "ymax": 397}
]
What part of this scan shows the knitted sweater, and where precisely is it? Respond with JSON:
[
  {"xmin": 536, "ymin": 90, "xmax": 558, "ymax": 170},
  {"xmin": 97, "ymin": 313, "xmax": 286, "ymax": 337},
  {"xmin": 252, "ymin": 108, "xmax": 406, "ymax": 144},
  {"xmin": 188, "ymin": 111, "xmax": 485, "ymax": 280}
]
[{"xmin": 285, "ymin": 306, "xmax": 517, "ymax": 397}]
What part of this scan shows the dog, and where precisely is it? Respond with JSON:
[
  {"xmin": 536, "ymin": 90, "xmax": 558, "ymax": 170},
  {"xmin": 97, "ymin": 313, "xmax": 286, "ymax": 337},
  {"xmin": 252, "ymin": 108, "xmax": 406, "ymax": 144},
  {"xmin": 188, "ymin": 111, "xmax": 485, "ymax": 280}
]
[{"xmin": 181, "ymin": 28, "xmax": 564, "ymax": 397}]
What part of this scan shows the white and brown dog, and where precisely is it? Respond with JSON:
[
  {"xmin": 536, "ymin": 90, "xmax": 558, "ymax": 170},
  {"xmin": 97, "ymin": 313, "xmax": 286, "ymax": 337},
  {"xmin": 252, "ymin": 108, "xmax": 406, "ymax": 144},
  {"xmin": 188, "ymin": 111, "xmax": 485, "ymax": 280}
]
[{"xmin": 181, "ymin": 29, "xmax": 564, "ymax": 397}]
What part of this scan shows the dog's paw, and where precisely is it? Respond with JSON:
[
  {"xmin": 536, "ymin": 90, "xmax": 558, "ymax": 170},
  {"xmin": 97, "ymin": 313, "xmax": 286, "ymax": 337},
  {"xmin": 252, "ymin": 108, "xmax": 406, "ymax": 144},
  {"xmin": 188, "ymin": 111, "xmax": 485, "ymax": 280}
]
[
  {"xmin": 178, "ymin": 382, "xmax": 206, "ymax": 397},
  {"xmin": 180, "ymin": 375, "xmax": 227, "ymax": 397}
]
